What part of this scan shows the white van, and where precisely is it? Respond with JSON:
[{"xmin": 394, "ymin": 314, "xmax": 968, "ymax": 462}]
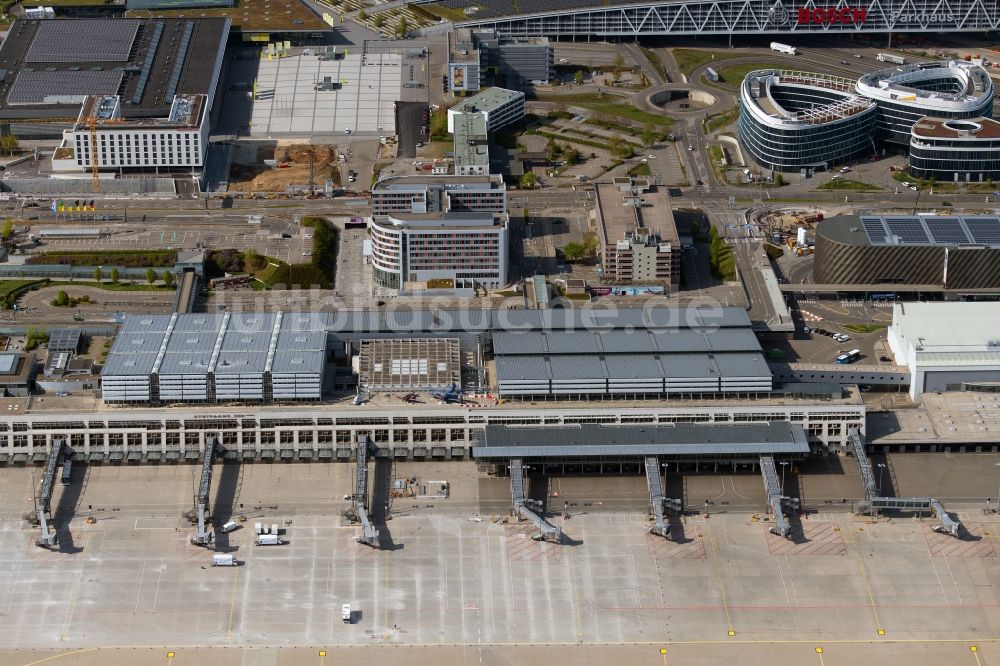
[
  {"xmin": 212, "ymin": 553, "xmax": 238, "ymax": 567},
  {"xmin": 342, "ymin": 604, "xmax": 352, "ymax": 624},
  {"xmin": 221, "ymin": 521, "xmax": 239, "ymax": 533}
]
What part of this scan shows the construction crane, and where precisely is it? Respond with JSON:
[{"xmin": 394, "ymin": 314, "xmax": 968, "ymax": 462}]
[{"xmin": 88, "ymin": 115, "xmax": 100, "ymax": 193}]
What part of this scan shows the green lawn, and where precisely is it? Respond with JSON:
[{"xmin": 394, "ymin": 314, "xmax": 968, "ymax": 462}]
[
  {"xmin": 628, "ymin": 162, "xmax": 652, "ymax": 176},
  {"xmin": 0, "ymin": 279, "xmax": 46, "ymax": 308},
  {"xmin": 704, "ymin": 109, "xmax": 739, "ymax": 133},
  {"xmin": 714, "ymin": 62, "xmax": 788, "ymax": 87},
  {"xmin": 641, "ymin": 47, "xmax": 667, "ymax": 81},
  {"xmin": 671, "ymin": 49, "xmax": 717, "ymax": 75},
  {"xmin": 818, "ymin": 179, "xmax": 884, "ymax": 192},
  {"xmin": 534, "ymin": 93, "xmax": 673, "ymax": 127},
  {"xmin": 844, "ymin": 323, "xmax": 887, "ymax": 333},
  {"xmin": 26, "ymin": 249, "xmax": 177, "ymax": 268}
]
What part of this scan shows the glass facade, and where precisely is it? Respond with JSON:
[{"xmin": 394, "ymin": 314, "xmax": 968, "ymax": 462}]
[
  {"xmin": 909, "ymin": 120, "xmax": 1000, "ymax": 181},
  {"xmin": 739, "ymin": 74, "xmax": 877, "ymax": 173}
]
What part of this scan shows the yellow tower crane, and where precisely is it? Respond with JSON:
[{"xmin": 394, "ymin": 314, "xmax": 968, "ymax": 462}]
[{"xmin": 88, "ymin": 115, "xmax": 100, "ymax": 193}]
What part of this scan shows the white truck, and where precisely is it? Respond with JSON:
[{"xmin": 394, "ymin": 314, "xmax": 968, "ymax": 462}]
[
  {"xmin": 877, "ymin": 53, "xmax": 906, "ymax": 65},
  {"xmin": 770, "ymin": 42, "xmax": 797, "ymax": 56},
  {"xmin": 342, "ymin": 604, "xmax": 352, "ymax": 624},
  {"xmin": 255, "ymin": 534, "xmax": 283, "ymax": 546},
  {"xmin": 212, "ymin": 553, "xmax": 238, "ymax": 567}
]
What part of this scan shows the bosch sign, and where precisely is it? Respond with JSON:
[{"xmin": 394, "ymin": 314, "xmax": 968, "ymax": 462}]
[{"xmin": 797, "ymin": 7, "xmax": 868, "ymax": 24}]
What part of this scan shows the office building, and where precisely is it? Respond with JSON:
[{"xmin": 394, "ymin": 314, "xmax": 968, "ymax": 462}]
[
  {"xmin": 447, "ymin": 87, "xmax": 524, "ymax": 134},
  {"xmin": 738, "ymin": 70, "xmax": 877, "ymax": 173},
  {"xmin": 595, "ymin": 178, "xmax": 681, "ymax": 290},
  {"xmin": 52, "ymin": 94, "xmax": 207, "ymax": 173},
  {"xmin": 370, "ymin": 175, "xmax": 506, "ymax": 216},
  {"xmin": 447, "ymin": 29, "xmax": 551, "ymax": 92},
  {"xmin": 370, "ymin": 212, "xmax": 509, "ymax": 289},
  {"xmin": 908, "ymin": 116, "xmax": 1000, "ymax": 182},
  {"xmin": 856, "ymin": 61, "xmax": 994, "ymax": 145}
]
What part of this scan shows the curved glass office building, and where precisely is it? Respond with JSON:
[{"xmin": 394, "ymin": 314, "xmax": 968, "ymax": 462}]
[
  {"xmin": 856, "ymin": 61, "xmax": 994, "ymax": 145},
  {"xmin": 739, "ymin": 70, "xmax": 877, "ymax": 173},
  {"xmin": 909, "ymin": 116, "xmax": 1000, "ymax": 182}
]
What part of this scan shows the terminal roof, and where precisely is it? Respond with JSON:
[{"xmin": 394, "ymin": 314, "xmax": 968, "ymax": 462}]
[{"xmin": 475, "ymin": 422, "xmax": 809, "ymax": 457}]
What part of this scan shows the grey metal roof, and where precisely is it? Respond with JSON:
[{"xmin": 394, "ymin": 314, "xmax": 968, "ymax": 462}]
[
  {"xmin": 270, "ymin": 349, "xmax": 325, "ymax": 375},
  {"xmin": 492, "ymin": 326, "xmax": 761, "ymax": 356},
  {"xmin": 714, "ymin": 353, "xmax": 772, "ymax": 377},
  {"xmin": 495, "ymin": 352, "xmax": 770, "ymax": 382},
  {"xmin": 475, "ymin": 422, "xmax": 809, "ymax": 458},
  {"xmin": 101, "ymin": 315, "xmax": 173, "ymax": 376}
]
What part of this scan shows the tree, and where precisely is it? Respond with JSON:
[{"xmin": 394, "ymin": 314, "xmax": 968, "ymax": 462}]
[
  {"xmin": 245, "ymin": 247, "xmax": 264, "ymax": 271},
  {"xmin": 562, "ymin": 242, "xmax": 586, "ymax": 262},
  {"xmin": 395, "ymin": 16, "xmax": 408, "ymax": 38},
  {"xmin": 357, "ymin": 8, "xmax": 367, "ymax": 20},
  {"xmin": 641, "ymin": 121, "xmax": 657, "ymax": 148},
  {"xmin": 574, "ymin": 70, "xmax": 584, "ymax": 85},
  {"xmin": 519, "ymin": 171, "xmax": 538, "ymax": 189},
  {"xmin": 0, "ymin": 219, "xmax": 12, "ymax": 241},
  {"xmin": 93, "ymin": 266, "xmax": 102, "ymax": 282},
  {"xmin": 145, "ymin": 268, "xmax": 156, "ymax": 284},
  {"xmin": 774, "ymin": 173, "xmax": 784, "ymax": 187},
  {"xmin": 373, "ymin": 14, "xmax": 384, "ymax": 28},
  {"xmin": 163, "ymin": 271, "xmax": 175, "ymax": 287},
  {"xmin": 563, "ymin": 148, "xmax": 580, "ymax": 165},
  {"xmin": 110, "ymin": 268, "xmax": 119, "ymax": 283},
  {"xmin": 546, "ymin": 138, "xmax": 561, "ymax": 161},
  {"xmin": 0, "ymin": 133, "xmax": 18, "ymax": 156},
  {"xmin": 612, "ymin": 52, "xmax": 625, "ymax": 79},
  {"xmin": 55, "ymin": 290, "xmax": 69, "ymax": 306}
]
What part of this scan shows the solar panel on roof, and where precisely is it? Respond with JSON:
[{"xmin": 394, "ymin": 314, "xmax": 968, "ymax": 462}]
[
  {"xmin": 7, "ymin": 70, "xmax": 123, "ymax": 105},
  {"xmin": 26, "ymin": 20, "xmax": 140, "ymax": 63},
  {"xmin": 165, "ymin": 22, "xmax": 194, "ymax": 101},
  {"xmin": 131, "ymin": 21, "xmax": 163, "ymax": 105},
  {"xmin": 925, "ymin": 218, "xmax": 972, "ymax": 244},
  {"xmin": 885, "ymin": 218, "xmax": 930, "ymax": 244},
  {"xmin": 964, "ymin": 217, "xmax": 1000, "ymax": 244},
  {"xmin": 861, "ymin": 217, "xmax": 888, "ymax": 244}
]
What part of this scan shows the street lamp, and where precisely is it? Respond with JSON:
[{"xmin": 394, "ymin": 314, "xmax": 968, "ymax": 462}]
[
  {"xmin": 877, "ymin": 463, "xmax": 886, "ymax": 495},
  {"xmin": 779, "ymin": 461, "xmax": 789, "ymax": 494}
]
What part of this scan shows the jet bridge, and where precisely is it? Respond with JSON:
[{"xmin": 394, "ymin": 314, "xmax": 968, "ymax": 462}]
[
  {"xmin": 760, "ymin": 455, "xmax": 798, "ymax": 539},
  {"xmin": 352, "ymin": 435, "xmax": 379, "ymax": 548},
  {"xmin": 510, "ymin": 458, "xmax": 563, "ymax": 543},
  {"xmin": 645, "ymin": 456, "xmax": 682, "ymax": 538},
  {"xmin": 190, "ymin": 437, "xmax": 218, "ymax": 547},
  {"xmin": 35, "ymin": 438, "xmax": 65, "ymax": 547},
  {"xmin": 850, "ymin": 428, "xmax": 963, "ymax": 537}
]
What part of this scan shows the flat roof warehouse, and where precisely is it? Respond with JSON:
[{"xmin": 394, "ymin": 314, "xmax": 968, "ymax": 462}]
[{"xmin": 0, "ymin": 18, "xmax": 229, "ymax": 121}]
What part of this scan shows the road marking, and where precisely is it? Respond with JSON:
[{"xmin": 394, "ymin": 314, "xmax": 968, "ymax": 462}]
[
  {"xmin": 18, "ymin": 648, "xmax": 101, "ymax": 666},
  {"xmin": 852, "ymin": 549, "xmax": 884, "ymax": 635},
  {"xmin": 225, "ymin": 561, "xmax": 241, "ymax": 640},
  {"xmin": 704, "ymin": 523, "xmax": 735, "ymax": 636}
]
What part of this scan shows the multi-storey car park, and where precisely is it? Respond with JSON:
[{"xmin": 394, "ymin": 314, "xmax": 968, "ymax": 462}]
[
  {"xmin": 442, "ymin": 0, "xmax": 1000, "ymax": 37},
  {"xmin": 855, "ymin": 60, "xmax": 995, "ymax": 145},
  {"xmin": 738, "ymin": 70, "xmax": 877, "ymax": 173}
]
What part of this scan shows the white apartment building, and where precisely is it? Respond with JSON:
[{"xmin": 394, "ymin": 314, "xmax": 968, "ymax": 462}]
[
  {"xmin": 52, "ymin": 94, "xmax": 208, "ymax": 173},
  {"xmin": 370, "ymin": 175, "xmax": 506, "ymax": 216}
]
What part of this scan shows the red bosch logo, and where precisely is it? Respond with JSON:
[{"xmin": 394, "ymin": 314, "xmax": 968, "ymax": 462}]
[{"xmin": 798, "ymin": 7, "xmax": 868, "ymax": 24}]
